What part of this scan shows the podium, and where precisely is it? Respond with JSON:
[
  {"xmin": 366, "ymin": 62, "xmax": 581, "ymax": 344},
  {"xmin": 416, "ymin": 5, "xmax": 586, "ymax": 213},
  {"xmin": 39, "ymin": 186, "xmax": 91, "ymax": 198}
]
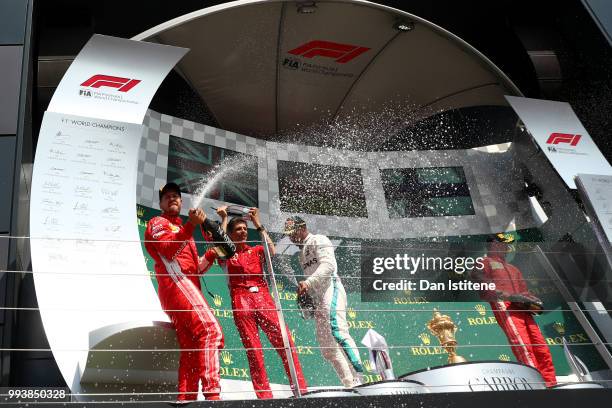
[
  {"xmin": 399, "ymin": 361, "xmax": 547, "ymax": 392},
  {"xmin": 80, "ymin": 321, "xmax": 178, "ymax": 401}
]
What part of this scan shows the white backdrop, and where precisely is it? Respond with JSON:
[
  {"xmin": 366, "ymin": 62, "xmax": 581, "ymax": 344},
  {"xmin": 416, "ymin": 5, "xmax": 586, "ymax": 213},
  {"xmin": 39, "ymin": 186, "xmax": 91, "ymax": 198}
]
[
  {"xmin": 506, "ymin": 96, "xmax": 612, "ymax": 189},
  {"xmin": 30, "ymin": 35, "xmax": 187, "ymax": 393}
]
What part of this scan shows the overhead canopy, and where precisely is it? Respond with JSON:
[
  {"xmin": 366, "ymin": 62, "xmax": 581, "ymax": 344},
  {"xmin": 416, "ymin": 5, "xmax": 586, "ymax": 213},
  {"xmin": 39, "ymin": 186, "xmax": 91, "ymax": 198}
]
[{"xmin": 134, "ymin": 0, "xmax": 521, "ymax": 141}]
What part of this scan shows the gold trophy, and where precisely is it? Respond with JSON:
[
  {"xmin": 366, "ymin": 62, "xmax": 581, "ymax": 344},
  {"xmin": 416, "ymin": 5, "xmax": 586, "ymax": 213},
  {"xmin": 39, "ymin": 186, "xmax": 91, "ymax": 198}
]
[{"xmin": 427, "ymin": 309, "xmax": 467, "ymax": 364}]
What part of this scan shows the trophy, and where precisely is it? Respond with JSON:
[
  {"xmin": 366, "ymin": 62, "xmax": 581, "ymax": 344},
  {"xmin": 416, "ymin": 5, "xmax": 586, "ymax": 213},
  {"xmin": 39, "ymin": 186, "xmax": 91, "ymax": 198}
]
[{"xmin": 427, "ymin": 309, "xmax": 467, "ymax": 364}]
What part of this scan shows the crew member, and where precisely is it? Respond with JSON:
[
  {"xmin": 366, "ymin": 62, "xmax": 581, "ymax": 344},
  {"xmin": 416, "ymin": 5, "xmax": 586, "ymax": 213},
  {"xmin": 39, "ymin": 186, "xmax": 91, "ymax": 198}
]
[
  {"xmin": 479, "ymin": 233, "xmax": 557, "ymax": 386},
  {"xmin": 284, "ymin": 216, "xmax": 364, "ymax": 388},
  {"xmin": 200, "ymin": 208, "xmax": 307, "ymax": 399},
  {"xmin": 144, "ymin": 183, "xmax": 224, "ymax": 401}
]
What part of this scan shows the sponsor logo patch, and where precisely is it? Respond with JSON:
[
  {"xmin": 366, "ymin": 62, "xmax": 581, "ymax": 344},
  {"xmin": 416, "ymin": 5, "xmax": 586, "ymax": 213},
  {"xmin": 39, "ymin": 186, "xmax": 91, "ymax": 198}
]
[
  {"xmin": 546, "ymin": 132, "xmax": 581, "ymax": 146},
  {"xmin": 282, "ymin": 39, "xmax": 371, "ymax": 78},
  {"xmin": 545, "ymin": 133, "xmax": 588, "ymax": 155},
  {"xmin": 288, "ymin": 40, "xmax": 370, "ymax": 63},
  {"xmin": 81, "ymin": 74, "xmax": 141, "ymax": 92}
]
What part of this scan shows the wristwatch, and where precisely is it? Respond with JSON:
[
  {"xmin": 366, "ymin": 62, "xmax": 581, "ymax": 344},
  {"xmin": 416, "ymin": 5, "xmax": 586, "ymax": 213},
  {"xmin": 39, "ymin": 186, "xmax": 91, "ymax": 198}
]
[{"xmin": 256, "ymin": 225, "xmax": 266, "ymax": 232}]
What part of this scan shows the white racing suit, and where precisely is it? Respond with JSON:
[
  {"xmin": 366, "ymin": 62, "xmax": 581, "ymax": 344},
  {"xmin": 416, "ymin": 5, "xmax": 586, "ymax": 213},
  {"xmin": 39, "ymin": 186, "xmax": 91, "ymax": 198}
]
[{"xmin": 299, "ymin": 233, "xmax": 364, "ymax": 387}]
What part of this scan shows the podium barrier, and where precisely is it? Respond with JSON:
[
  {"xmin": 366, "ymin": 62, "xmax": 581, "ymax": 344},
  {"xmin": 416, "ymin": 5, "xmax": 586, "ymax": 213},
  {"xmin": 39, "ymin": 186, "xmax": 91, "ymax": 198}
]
[
  {"xmin": 550, "ymin": 382, "xmax": 605, "ymax": 389},
  {"xmin": 354, "ymin": 380, "xmax": 429, "ymax": 396},
  {"xmin": 301, "ymin": 389, "xmax": 359, "ymax": 398},
  {"xmin": 400, "ymin": 361, "xmax": 547, "ymax": 392}
]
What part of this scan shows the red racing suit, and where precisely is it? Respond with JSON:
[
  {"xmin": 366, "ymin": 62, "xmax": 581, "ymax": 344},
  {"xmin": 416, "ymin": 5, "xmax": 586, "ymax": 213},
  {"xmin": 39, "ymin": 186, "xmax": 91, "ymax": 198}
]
[
  {"xmin": 145, "ymin": 214, "xmax": 224, "ymax": 400},
  {"xmin": 203, "ymin": 244, "xmax": 307, "ymax": 399},
  {"xmin": 481, "ymin": 256, "xmax": 557, "ymax": 386}
]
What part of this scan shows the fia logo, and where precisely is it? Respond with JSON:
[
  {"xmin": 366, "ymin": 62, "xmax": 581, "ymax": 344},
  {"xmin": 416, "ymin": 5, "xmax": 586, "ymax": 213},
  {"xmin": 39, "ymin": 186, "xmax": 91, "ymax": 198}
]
[
  {"xmin": 282, "ymin": 58, "xmax": 301, "ymax": 70},
  {"xmin": 79, "ymin": 89, "xmax": 92, "ymax": 98}
]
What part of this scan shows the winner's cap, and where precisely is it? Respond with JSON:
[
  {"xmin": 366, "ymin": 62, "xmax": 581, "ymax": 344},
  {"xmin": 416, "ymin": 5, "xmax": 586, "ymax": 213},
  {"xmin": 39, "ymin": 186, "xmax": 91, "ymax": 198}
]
[
  {"xmin": 488, "ymin": 233, "xmax": 515, "ymax": 243},
  {"xmin": 283, "ymin": 216, "xmax": 306, "ymax": 235},
  {"xmin": 159, "ymin": 182, "xmax": 182, "ymax": 201}
]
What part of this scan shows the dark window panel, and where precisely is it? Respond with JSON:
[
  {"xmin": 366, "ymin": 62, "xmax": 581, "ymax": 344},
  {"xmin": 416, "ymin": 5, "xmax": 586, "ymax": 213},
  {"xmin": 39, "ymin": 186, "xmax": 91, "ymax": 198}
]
[
  {"xmin": 0, "ymin": 138, "xmax": 16, "ymax": 232},
  {"xmin": 277, "ymin": 161, "xmax": 368, "ymax": 218},
  {"xmin": 381, "ymin": 167, "xmax": 474, "ymax": 218},
  {"xmin": 167, "ymin": 136, "xmax": 258, "ymax": 208}
]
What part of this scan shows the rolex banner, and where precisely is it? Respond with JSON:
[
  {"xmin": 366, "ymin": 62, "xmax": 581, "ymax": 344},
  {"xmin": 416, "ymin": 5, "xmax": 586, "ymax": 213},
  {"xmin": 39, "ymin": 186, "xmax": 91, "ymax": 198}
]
[{"xmin": 136, "ymin": 205, "xmax": 609, "ymax": 390}]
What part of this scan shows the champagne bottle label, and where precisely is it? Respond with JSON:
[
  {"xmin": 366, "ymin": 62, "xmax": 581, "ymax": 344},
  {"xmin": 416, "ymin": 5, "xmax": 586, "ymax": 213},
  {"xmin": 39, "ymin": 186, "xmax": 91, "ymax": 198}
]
[{"xmin": 202, "ymin": 219, "xmax": 236, "ymax": 258}]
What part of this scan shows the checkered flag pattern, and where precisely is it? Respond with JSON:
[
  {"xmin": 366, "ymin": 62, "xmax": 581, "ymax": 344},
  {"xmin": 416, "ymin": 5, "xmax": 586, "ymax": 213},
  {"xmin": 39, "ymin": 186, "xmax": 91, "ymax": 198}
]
[{"xmin": 138, "ymin": 110, "xmax": 536, "ymax": 238}]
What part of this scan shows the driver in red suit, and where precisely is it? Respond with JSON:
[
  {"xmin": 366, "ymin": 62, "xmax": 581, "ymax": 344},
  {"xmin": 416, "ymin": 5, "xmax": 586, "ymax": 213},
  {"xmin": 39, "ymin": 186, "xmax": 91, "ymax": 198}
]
[
  {"xmin": 200, "ymin": 207, "xmax": 307, "ymax": 399},
  {"xmin": 144, "ymin": 183, "xmax": 224, "ymax": 401},
  {"xmin": 479, "ymin": 233, "xmax": 557, "ymax": 387}
]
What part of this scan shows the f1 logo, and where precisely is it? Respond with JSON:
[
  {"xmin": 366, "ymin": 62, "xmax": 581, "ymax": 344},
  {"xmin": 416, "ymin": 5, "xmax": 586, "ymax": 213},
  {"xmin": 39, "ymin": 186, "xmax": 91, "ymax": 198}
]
[
  {"xmin": 80, "ymin": 74, "xmax": 141, "ymax": 92},
  {"xmin": 288, "ymin": 40, "xmax": 370, "ymax": 63},
  {"xmin": 546, "ymin": 133, "xmax": 581, "ymax": 146}
]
